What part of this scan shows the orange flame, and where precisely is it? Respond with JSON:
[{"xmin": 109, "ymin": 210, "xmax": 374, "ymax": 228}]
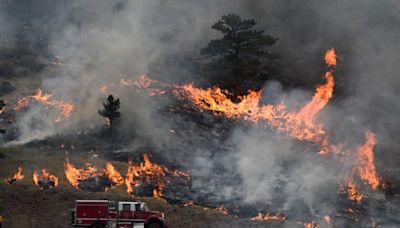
[
  {"xmin": 325, "ymin": 48, "xmax": 337, "ymax": 67},
  {"xmin": 125, "ymin": 154, "xmax": 190, "ymax": 197},
  {"xmin": 340, "ymin": 131, "xmax": 380, "ymax": 204},
  {"xmin": 346, "ymin": 180, "xmax": 363, "ymax": 203},
  {"xmin": 33, "ymin": 169, "xmax": 59, "ymax": 189},
  {"xmin": 105, "ymin": 162, "xmax": 124, "ymax": 186},
  {"xmin": 14, "ymin": 88, "xmax": 74, "ymax": 122},
  {"xmin": 120, "ymin": 75, "xmax": 166, "ymax": 96},
  {"xmin": 354, "ymin": 131, "xmax": 379, "ymax": 190},
  {"xmin": 64, "ymin": 158, "xmax": 123, "ymax": 189},
  {"xmin": 251, "ymin": 212, "xmax": 286, "ymax": 222},
  {"xmin": 303, "ymin": 221, "xmax": 319, "ymax": 228},
  {"xmin": 174, "ymin": 49, "xmax": 337, "ymax": 154},
  {"xmin": 5, "ymin": 166, "xmax": 24, "ymax": 184}
]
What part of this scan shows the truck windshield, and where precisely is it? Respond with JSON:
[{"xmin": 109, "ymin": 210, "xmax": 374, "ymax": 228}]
[{"xmin": 143, "ymin": 204, "xmax": 149, "ymax": 212}]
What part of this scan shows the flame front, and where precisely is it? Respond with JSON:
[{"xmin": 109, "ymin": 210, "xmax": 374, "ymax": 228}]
[
  {"xmin": 251, "ymin": 212, "xmax": 286, "ymax": 222},
  {"xmin": 14, "ymin": 88, "xmax": 74, "ymax": 122},
  {"xmin": 346, "ymin": 180, "xmax": 363, "ymax": 203},
  {"xmin": 33, "ymin": 169, "xmax": 59, "ymax": 189},
  {"xmin": 105, "ymin": 162, "xmax": 124, "ymax": 186},
  {"xmin": 175, "ymin": 49, "xmax": 337, "ymax": 154},
  {"xmin": 125, "ymin": 153, "xmax": 190, "ymax": 197},
  {"xmin": 354, "ymin": 131, "xmax": 379, "ymax": 190},
  {"xmin": 64, "ymin": 158, "xmax": 123, "ymax": 189},
  {"xmin": 5, "ymin": 166, "xmax": 24, "ymax": 184}
]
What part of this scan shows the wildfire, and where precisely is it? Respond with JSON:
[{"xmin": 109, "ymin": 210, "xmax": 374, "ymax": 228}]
[
  {"xmin": 5, "ymin": 166, "xmax": 24, "ymax": 184},
  {"xmin": 325, "ymin": 48, "xmax": 337, "ymax": 67},
  {"xmin": 125, "ymin": 153, "xmax": 190, "ymax": 197},
  {"xmin": 214, "ymin": 205, "xmax": 229, "ymax": 215},
  {"xmin": 341, "ymin": 131, "xmax": 380, "ymax": 203},
  {"xmin": 354, "ymin": 131, "xmax": 379, "ymax": 190},
  {"xmin": 14, "ymin": 88, "xmax": 74, "ymax": 122},
  {"xmin": 105, "ymin": 162, "xmax": 124, "ymax": 186},
  {"xmin": 174, "ymin": 48, "xmax": 337, "ymax": 154},
  {"xmin": 346, "ymin": 180, "xmax": 363, "ymax": 203},
  {"xmin": 251, "ymin": 212, "xmax": 286, "ymax": 222},
  {"xmin": 64, "ymin": 158, "xmax": 123, "ymax": 189},
  {"xmin": 120, "ymin": 75, "xmax": 156, "ymax": 88},
  {"xmin": 303, "ymin": 221, "xmax": 319, "ymax": 228},
  {"xmin": 33, "ymin": 169, "xmax": 59, "ymax": 189}
]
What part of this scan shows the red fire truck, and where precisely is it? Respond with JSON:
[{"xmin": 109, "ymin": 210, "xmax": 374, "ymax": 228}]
[{"xmin": 71, "ymin": 200, "xmax": 167, "ymax": 228}]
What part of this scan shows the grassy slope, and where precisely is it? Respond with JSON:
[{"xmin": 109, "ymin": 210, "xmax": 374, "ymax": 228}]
[{"xmin": 0, "ymin": 147, "xmax": 299, "ymax": 228}]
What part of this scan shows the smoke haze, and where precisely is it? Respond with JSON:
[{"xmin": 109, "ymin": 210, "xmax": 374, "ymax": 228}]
[{"xmin": 1, "ymin": 0, "xmax": 400, "ymax": 225}]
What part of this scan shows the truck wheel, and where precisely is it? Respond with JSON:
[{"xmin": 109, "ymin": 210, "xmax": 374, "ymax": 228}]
[
  {"xmin": 147, "ymin": 223, "xmax": 162, "ymax": 228},
  {"xmin": 91, "ymin": 223, "xmax": 105, "ymax": 228}
]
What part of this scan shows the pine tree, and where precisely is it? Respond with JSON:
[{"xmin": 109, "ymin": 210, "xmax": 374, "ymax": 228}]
[
  {"xmin": 98, "ymin": 95, "xmax": 121, "ymax": 128},
  {"xmin": 201, "ymin": 14, "xmax": 278, "ymax": 96}
]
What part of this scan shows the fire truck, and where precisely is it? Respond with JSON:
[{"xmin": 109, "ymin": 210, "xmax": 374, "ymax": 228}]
[{"xmin": 71, "ymin": 200, "xmax": 167, "ymax": 228}]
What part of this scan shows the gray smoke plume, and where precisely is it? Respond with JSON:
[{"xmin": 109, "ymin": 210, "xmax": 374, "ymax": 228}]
[{"xmin": 1, "ymin": 0, "xmax": 400, "ymax": 225}]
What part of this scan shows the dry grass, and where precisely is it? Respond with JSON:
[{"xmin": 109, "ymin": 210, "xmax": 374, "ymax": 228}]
[{"xmin": 0, "ymin": 147, "xmax": 298, "ymax": 228}]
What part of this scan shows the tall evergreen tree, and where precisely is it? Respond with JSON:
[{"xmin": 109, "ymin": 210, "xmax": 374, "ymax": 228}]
[{"xmin": 201, "ymin": 14, "xmax": 278, "ymax": 96}]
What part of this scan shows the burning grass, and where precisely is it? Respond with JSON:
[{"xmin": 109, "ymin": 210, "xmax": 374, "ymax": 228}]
[
  {"xmin": 64, "ymin": 159, "xmax": 124, "ymax": 192},
  {"xmin": 0, "ymin": 48, "xmax": 390, "ymax": 226},
  {"xmin": 4, "ymin": 166, "xmax": 24, "ymax": 184},
  {"xmin": 33, "ymin": 169, "xmax": 59, "ymax": 189},
  {"xmin": 251, "ymin": 212, "xmax": 287, "ymax": 222},
  {"xmin": 125, "ymin": 153, "xmax": 191, "ymax": 198},
  {"xmin": 13, "ymin": 88, "xmax": 74, "ymax": 123}
]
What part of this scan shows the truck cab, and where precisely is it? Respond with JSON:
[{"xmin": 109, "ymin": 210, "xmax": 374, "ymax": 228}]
[
  {"xmin": 118, "ymin": 201, "xmax": 165, "ymax": 228},
  {"xmin": 71, "ymin": 200, "xmax": 167, "ymax": 228}
]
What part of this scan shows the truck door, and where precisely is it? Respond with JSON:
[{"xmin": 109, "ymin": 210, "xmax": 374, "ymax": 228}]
[
  {"xmin": 133, "ymin": 203, "xmax": 146, "ymax": 220},
  {"xmin": 120, "ymin": 203, "xmax": 133, "ymax": 219}
]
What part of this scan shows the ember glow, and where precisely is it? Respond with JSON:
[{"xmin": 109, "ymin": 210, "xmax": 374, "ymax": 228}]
[
  {"xmin": 33, "ymin": 169, "xmax": 59, "ymax": 189},
  {"xmin": 125, "ymin": 153, "xmax": 190, "ymax": 197},
  {"xmin": 64, "ymin": 158, "xmax": 123, "ymax": 190},
  {"xmin": 5, "ymin": 166, "xmax": 24, "ymax": 184},
  {"xmin": 14, "ymin": 88, "xmax": 74, "ymax": 122}
]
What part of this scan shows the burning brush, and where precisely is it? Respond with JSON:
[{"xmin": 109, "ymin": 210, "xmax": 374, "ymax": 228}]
[
  {"xmin": 125, "ymin": 154, "xmax": 191, "ymax": 198},
  {"xmin": 64, "ymin": 158, "xmax": 124, "ymax": 192},
  {"xmin": 5, "ymin": 166, "xmax": 24, "ymax": 184},
  {"xmin": 14, "ymin": 88, "xmax": 74, "ymax": 123},
  {"xmin": 251, "ymin": 212, "xmax": 287, "ymax": 223},
  {"xmin": 33, "ymin": 169, "xmax": 59, "ymax": 189},
  {"xmin": 172, "ymin": 48, "xmax": 338, "ymax": 155}
]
